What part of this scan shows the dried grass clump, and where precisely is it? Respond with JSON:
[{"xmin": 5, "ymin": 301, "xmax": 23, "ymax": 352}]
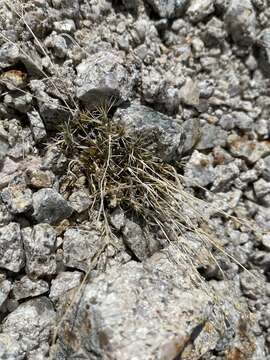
[{"xmin": 53, "ymin": 102, "xmax": 249, "ymax": 279}]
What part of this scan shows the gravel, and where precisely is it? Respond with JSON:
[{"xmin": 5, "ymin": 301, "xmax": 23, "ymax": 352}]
[{"xmin": 1, "ymin": 0, "xmax": 270, "ymax": 358}]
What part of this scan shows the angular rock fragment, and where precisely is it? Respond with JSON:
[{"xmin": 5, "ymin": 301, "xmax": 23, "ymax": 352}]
[
  {"xmin": 41, "ymin": 145, "xmax": 68, "ymax": 174},
  {"xmin": 52, "ymin": 249, "xmax": 255, "ymax": 360},
  {"xmin": 68, "ymin": 190, "xmax": 91, "ymax": 213},
  {"xmin": 145, "ymin": 0, "xmax": 188, "ymax": 18},
  {"xmin": 76, "ymin": 51, "xmax": 135, "ymax": 110},
  {"xmin": 32, "ymin": 188, "xmax": 73, "ymax": 224},
  {"xmin": 261, "ymin": 234, "xmax": 270, "ymax": 251},
  {"xmin": 179, "ymin": 77, "xmax": 200, "ymax": 106},
  {"xmin": 184, "ymin": 150, "xmax": 215, "ymax": 187},
  {"xmin": 0, "ymin": 157, "xmax": 19, "ymax": 189},
  {"xmin": 224, "ymin": 0, "xmax": 256, "ymax": 47},
  {"xmin": 63, "ymin": 228, "xmax": 105, "ymax": 272},
  {"xmin": 0, "ymin": 42, "xmax": 43, "ymax": 77},
  {"xmin": 53, "ymin": 19, "xmax": 76, "ymax": 33},
  {"xmin": 1, "ymin": 183, "xmax": 32, "ymax": 214},
  {"xmin": 22, "ymin": 224, "xmax": 57, "ymax": 278},
  {"xmin": 53, "ymin": 0, "xmax": 80, "ymax": 18},
  {"xmin": 0, "ymin": 223, "xmax": 24, "ymax": 272},
  {"xmin": 141, "ymin": 66, "xmax": 183, "ymax": 114},
  {"xmin": 12, "ymin": 276, "xmax": 49, "ymax": 300},
  {"xmin": 44, "ymin": 33, "xmax": 68, "ymax": 59},
  {"xmin": 0, "ymin": 275, "xmax": 12, "ymax": 309},
  {"xmin": 123, "ymin": 220, "xmax": 149, "ymax": 260},
  {"xmin": 253, "ymin": 178, "xmax": 270, "ymax": 199},
  {"xmin": 110, "ymin": 207, "xmax": 126, "ymax": 231},
  {"xmin": 180, "ymin": 118, "xmax": 201, "ymax": 154},
  {"xmin": 196, "ymin": 124, "xmax": 227, "ymax": 150},
  {"xmin": 232, "ymin": 111, "xmax": 254, "ymax": 131},
  {"xmin": 211, "ymin": 160, "xmax": 242, "ymax": 192},
  {"xmin": 38, "ymin": 98, "xmax": 70, "ymax": 131},
  {"xmin": 228, "ymin": 133, "xmax": 270, "ymax": 164},
  {"xmin": 203, "ymin": 17, "xmax": 226, "ymax": 46},
  {"xmin": 4, "ymin": 92, "xmax": 32, "ymax": 113},
  {"xmin": 113, "ymin": 103, "xmax": 185, "ymax": 162},
  {"xmin": 49, "ymin": 271, "xmax": 83, "ymax": 306},
  {"xmin": 27, "ymin": 110, "xmax": 47, "ymax": 144},
  {"xmin": 2, "ymin": 297, "xmax": 55, "ymax": 358},
  {"xmin": 0, "ymin": 199, "xmax": 13, "ymax": 226},
  {"xmin": 25, "ymin": 168, "xmax": 54, "ymax": 189},
  {"xmin": 187, "ymin": 0, "xmax": 215, "ymax": 23}
]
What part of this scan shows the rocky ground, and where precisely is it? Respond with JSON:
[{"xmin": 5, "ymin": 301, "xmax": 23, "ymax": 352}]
[{"xmin": 0, "ymin": 0, "xmax": 270, "ymax": 359}]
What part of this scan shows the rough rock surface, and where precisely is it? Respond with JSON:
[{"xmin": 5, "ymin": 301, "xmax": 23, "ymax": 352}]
[
  {"xmin": 1, "ymin": 297, "xmax": 55, "ymax": 359},
  {"xmin": 52, "ymin": 249, "xmax": 255, "ymax": 360},
  {"xmin": 114, "ymin": 103, "xmax": 185, "ymax": 161},
  {"xmin": 76, "ymin": 51, "xmax": 136, "ymax": 110},
  {"xmin": 146, "ymin": 0, "xmax": 188, "ymax": 18},
  {"xmin": 0, "ymin": 0, "xmax": 270, "ymax": 358},
  {"xmin": 63, "ymin": 228, "xmax": 105, "ymax": 272},
  {"xmin": 12, "ymin": 276, "xmax": 49, "ymax": 300},
  {"xmin": 22, "ymin": 224, "xmax": 57, "ymax": 278},
  {"xmin": 0, "ymin": 223, "xmax": 24, "ymax": 273},
  {"xmin": 32, "ymin": 188, "xmax": 73, "ymax": 224}
]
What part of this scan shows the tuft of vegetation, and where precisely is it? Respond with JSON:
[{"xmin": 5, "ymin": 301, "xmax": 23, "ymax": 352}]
[
  {"xmin": 51, "ymin": 99, "xmax": 259, "ymax": 356},
  {"xmin": 53, "ymin": 101, "xmax": 252, "ymax": 279}
]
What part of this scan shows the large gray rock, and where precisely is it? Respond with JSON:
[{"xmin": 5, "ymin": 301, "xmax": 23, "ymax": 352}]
[
  {"xmin": 76, "ymin": 51, "xmax": 136, "ymax": 110},
  {"xmin": 2, "ymin": 297, "xmax": 55, "ymax": 359},
  {"xmin": 0, "ymin": 223, "xmax": 24, "ymax": 272},
  {"xmin": 145, "ymin": 0, "xmax": 188, "ymax": 18},
  {"xmin": 22, "ymin": 224, "xmax": 57, "ymax": 278},
  {"xmin": 32, "ymin": 188, "xmax": 73, "ymax": 225},
  {"xmin": 224, "ymin": 0, "xmax": 256, "ymax": 47},
  {"xmin": 63, "ymin": 228, "xmax": 105, "ymax": 272},
  {"xmin": 51, "ymin": 249, "xmax": 256, "ymax": 360},
  {"xmin": 113, "ymin": 103, "xmax": 185, "ymax": 162}
]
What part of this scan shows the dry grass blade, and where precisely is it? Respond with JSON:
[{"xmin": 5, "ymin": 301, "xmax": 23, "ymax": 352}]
[{"xmin": 50, "ymin": 104, "xmax": 260, "ymax": 352}]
